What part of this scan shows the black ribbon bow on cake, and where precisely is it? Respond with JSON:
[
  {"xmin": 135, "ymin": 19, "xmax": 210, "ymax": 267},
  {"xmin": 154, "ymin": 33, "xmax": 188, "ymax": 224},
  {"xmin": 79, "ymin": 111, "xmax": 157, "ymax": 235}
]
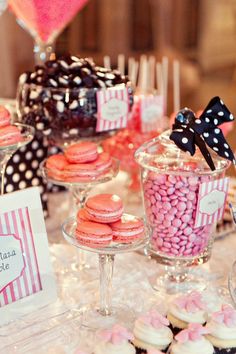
[{"xmin": 170, "ymin": 96, "xmax": 236, "ymax": 170}]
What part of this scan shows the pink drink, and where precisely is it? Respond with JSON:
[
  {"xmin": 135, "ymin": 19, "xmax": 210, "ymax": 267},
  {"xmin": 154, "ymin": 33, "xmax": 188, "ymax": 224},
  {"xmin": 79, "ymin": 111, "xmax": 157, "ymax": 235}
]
[{"xmin": 9, "ymin": 0, "xmax": 89, "ymax": 43}]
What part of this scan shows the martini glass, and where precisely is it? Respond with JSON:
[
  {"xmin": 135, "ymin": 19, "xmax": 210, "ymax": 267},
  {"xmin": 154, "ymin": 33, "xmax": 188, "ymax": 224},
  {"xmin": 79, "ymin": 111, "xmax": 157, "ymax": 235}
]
[
  {"xmin": 0, "ymin": 123, "xmax": 34, "ymax": 195},
  {"xmin": 8, "ymin": 0, "xmax": 89, "ymax": 64},
  {"xmin": 40, "ymin": 158, "xmax": 120, "ymax": 272},
  {"xmin": 62, "ymin": 214, "xmax": 148, "ymax": 330}
]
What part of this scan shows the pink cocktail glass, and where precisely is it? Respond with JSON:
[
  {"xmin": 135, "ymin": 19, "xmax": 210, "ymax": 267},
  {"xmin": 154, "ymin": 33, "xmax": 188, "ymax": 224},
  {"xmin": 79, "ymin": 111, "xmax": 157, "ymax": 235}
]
[{"xmin": 9, "ymin": 0, "xmax": 89, "ymax": 63}]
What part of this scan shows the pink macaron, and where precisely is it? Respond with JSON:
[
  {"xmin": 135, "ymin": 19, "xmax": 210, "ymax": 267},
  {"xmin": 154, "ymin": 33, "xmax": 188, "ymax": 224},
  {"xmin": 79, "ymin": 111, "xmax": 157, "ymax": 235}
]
[
  {"xmin": 0, "ymin": 125, "xmax": 23, "ymax": 147},
  {"xmin": 77, "ymin": 208, "xmax": 90, "ymax": 223},
  {"xmin": 75, "ymin": 220, "xmax": 113, "ymax": 248},
  {"xmin": 110, "ymin": 214, "xmax": 145, "ymax": 243},
  {"xmin": 0, "ymin": 106, "xmax": 11, "ymax": 128},
  {"xmin": 63, "ymin": 163, "xmax": 100, "ymax": 182},
  {"xmin": 85, "ymin": 194, "xmax": 123, "ymax": 223},
  {"xmin": 46, "ymin": 154, "xmax": 68, "ymax": 180},
  {"xmin": 65, "ymin": 142, "xmax": 98, "ymax": 164},
  {"xmin": 90, "ymin": 152, "xmax": 112, "ymax": 172}
]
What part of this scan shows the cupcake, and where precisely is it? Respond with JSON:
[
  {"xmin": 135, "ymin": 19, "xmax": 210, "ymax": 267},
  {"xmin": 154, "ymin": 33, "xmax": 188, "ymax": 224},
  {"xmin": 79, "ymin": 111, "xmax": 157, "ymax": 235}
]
[
  {"xmin": 132, "ymin": 310, "xmax": 173, "ymax": 353},
  {"xmin": 206, "ymin": 304, "xmax": 236, "ymax": 353},
  {"xmin": 170, "ymin": 323, "xmax": 214, "ymax": 354},
  {"xmin": 167, "ymin": 291, "xmax": 207, "ymax": 334},
  {"xmin": 94, "ymin": 324, "xmax": 135, "ymax": 354}
]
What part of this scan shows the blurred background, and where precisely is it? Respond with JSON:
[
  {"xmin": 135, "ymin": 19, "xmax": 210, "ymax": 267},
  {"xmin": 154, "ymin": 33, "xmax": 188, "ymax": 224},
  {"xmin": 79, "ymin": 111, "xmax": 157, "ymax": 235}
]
[{"xmin": 1, "ymin": 0, "xmax": 236, "ymax": 147}]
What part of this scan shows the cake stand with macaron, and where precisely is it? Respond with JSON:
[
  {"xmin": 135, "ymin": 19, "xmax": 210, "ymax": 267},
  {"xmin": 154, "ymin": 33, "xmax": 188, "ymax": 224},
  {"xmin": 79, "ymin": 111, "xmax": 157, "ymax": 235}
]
[
  {"xmin": 62, "ymin": 193, "xmax": 148, "ymax": 330},
  {"xmin": 41, "ymin": 141, "xmax": 120, "ymax": 271},
  {"xmin": 0, "ymin": 106, "xmax": 34, "ymax": 194}
]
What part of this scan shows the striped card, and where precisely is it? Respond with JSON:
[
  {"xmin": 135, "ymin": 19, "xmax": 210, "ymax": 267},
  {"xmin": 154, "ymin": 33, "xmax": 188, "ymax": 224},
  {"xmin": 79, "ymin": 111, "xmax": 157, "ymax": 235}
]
[
  {"xmin": 96, "ymin": 87, "xmax": 129, "ymax": 132},
  {"xmin": 195, "ymin": 177, "xmax": 229, "ymax": 228},
  {"xmin": 140, "ymin": 95, "xmax": 164, "ymax": 133},
  {"xmin": 0, "ymin": 207, "xmax": 42, "ymax": 307}
]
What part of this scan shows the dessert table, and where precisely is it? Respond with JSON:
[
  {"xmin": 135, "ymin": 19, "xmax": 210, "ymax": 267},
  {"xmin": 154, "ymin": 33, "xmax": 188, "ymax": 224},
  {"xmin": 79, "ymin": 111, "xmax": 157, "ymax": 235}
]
[{"xmin": 0, "ymin": 172, "xmax": 235, "ymax": 354}]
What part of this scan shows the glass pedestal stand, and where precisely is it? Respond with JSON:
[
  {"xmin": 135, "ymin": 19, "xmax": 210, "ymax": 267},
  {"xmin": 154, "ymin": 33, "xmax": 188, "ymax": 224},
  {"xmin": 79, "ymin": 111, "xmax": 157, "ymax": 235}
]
[
  {"xmin": 62, "ymin": 215, "xmax": 148, "ymax": 330},
  {"xmin": 0, "ymin": 123, "xmax": 34, "ymax": 195},
  {"xmin": 41, "ymin": 158, "xmax": 119, "ymax": 273}
]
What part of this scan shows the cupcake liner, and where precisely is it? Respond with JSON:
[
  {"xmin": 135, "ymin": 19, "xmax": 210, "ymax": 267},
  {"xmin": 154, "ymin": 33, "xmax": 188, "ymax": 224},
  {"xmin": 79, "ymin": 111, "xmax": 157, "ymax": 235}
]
[
  {"xmin": 168, "ymin": 323, "xmax": 182, "ymax": 336},
  {"xmin": 213, "ymin": 347, "xmax": 236, "ymax": 353},
  {"xmin": 133, "ymin": 344, "xmax": 169, "ymax": 353}
]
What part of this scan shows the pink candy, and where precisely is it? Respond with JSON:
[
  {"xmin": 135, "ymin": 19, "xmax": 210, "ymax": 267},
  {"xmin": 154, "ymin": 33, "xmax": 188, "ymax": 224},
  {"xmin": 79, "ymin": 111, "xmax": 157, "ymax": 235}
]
[{"xmin": 143, "ymin": 172, "xmax": 213, "ymax": 258}]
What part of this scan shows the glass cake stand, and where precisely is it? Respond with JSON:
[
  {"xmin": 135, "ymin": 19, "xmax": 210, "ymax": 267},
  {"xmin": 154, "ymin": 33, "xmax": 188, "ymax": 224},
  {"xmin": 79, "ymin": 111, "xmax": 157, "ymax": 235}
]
[
  {"xmin": 41, "ymin": 158, "xmax": 120, "ymax": 271},
  {"xmin": 62, "ymin": 214, "xmax": 148, "ymax": 330},
  {"xmin": 0, "ymin": 123, "xmax": 34, "ymax": 195}
]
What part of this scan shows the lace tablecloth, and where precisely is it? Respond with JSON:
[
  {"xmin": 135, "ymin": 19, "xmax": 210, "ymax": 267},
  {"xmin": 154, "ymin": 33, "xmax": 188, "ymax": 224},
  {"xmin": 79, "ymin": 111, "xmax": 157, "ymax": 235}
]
[{"xmin": 0, "ymin": 172, "xmax": 236, "ymax": 353}]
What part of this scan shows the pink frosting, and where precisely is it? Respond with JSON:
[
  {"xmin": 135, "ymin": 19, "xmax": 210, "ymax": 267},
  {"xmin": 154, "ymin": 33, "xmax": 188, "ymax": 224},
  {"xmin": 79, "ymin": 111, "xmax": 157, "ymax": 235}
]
[
  {"xmin": 175, "ymin": 323, "xmax": 210, "ymax": 343},
  {"xmin": 98, "ymin": 324, "xmax": 134, "ymax": 345},
  {"xmin": 174, "ymin": 291, "xmax": 206, "ymax": 313},
  {"xmin": 139, "ymin": 309, "xmax": 169, "ymax": 329},
  {"xmin": 211, "ymin": 304, "xmax": 236, "ymax": 328}
]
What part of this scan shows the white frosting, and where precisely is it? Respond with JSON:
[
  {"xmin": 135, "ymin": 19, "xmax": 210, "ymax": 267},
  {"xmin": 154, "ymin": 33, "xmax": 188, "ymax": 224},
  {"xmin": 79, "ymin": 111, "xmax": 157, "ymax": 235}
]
[
  {"xmin": 93, "ymin": 341, "xmax": 135, "ymax": 354},
  {"xmin": 113, "ymin": 228, "xmax": 144, "ymax": 237},
  {"xmin": 170, "ymin": 338, "xmax": 214, "ymax": 354},
  {"xmin": 207, "ymin": 319, "xmax": 236, "ymax": 340},
  {"xmin": 169, "ymin": 302, "xmax": 207, "ymax": 324},
  {"xmin": 133, "ymin": 319, "xmax": 173, "ymax": 348},
  {"xmin": 87, "ymin": 208, "xmax": 123, "ymax": 218}
]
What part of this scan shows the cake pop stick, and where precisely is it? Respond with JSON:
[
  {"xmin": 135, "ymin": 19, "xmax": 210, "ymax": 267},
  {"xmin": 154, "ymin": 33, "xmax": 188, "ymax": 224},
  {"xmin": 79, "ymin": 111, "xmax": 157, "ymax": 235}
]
[
  {"xmin": 156, "ymin": 62, "xmax": 164, "ymax": 96},
  {"xmin": 162, "ymin": 56, "xmax": 169, "ymax": 114},
  {"xmin": 103, "ymin": 55, "xmax": 111, "ymax": 69},
  {"xmin": 173, "ymin": 60, "xmax": 180, "ymax": 113},
  {"xmin": 118, "ymin": 54, "xmax": 125, "ymax": 75},
  {"xmin": 148, "ymin": 55, "xmax": 156, "ymax": 91}
]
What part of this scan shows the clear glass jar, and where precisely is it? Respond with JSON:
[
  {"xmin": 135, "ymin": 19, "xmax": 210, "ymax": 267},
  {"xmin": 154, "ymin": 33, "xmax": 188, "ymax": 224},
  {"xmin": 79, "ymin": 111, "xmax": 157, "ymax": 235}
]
[{"xmin": 135, "ymin": 131, "xmax": 230, "ymax": 291}]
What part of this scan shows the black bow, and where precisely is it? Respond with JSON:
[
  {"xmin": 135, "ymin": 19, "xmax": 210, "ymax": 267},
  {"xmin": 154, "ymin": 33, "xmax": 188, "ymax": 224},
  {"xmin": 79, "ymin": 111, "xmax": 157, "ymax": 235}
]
[{"xmin": 170, "ymin": 96, "xmax": 236, "ymax": 170}]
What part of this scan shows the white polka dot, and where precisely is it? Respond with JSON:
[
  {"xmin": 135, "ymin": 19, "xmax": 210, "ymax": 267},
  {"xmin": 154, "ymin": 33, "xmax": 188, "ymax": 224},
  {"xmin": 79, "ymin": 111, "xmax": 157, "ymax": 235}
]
[
  {"xmin": 36, "ymin": 149, "xmax": 44, "ymax": 158},
  {"xmin": 205, "ymin": 117, "xmax": 210, "ymax": 123},
  {"xmin": 32, "ymin": 178, "xmax": 39, "ymax": 186},
  {"xmin": 225, "ymin": 151, "xmax": 229, "ymax": 157},
  {"xmin": 218, "ymin": 111, "xmax": 224, "ymax": 116},
  {"xmin": 43, "ymin": 139, "xmax": 48, "ymax": 147},
  {"xmin": 230, "ymin": 114, "xmax": 234, "ymax": 120},
  {"xmin": 19, "ymin": 163, "xmax": 26, "ymax": 172},
  {"xmin": 25, "ymin": 170, "xmax": 33, "ymax": 179},
  {"xmin": 182, "ymin": 137, "xmax": 188, "ymax": 144},
  {"xmin": 203, "ymin": 132, "xmax": 209, "ymax": 138},
  {"xmin": 214, "ymin": 119, "xmax": 218, "ymax": 125},
  {"xmin": 215, "ymin": 128, "xmax": 220, "ymax": 134},
  {"xmin": 26, "ymin": 151, "xmax": 33, "ymax": 160},
  {"xmin": 213, "ymin": 138, "xmax": 218, "ymax": 143},
  {"xmin": 52, "ymin": 186, "xmax": 59, "ymax": 192},
  {"xmin": 213, "ymin": 147, "xmax": 219, "ymax": 151},
  {"xmin": 20, "ymin": 146, "xmax": 26, "ymax": 153},
  {"xmin": 50, "ymin": 147, "xmax": 58, "ymax": 154},
  {"xmin": 6, "ymin": 166, "xmax": 14, "ymax": 175},
  {"xmin": 36, "ymin": 170, "xmax": 41, "ymax": 177},
  {"xmin": 12, "ymin": 173, "xmax": 20, "ymax": 183},
  {"xmin": 32, "ymin": 141, "xmax": 39, "ymax": 150},
  {"xmin": 31, "ymin": 160, "xmax": 39, "ymax": 169},
  {"xmin": 207, "ymin": 109, "xmax": 212, "ymax": 113},
  {"xmin": 189, "ymin": 128, "xmax": 194, "ymax": 133},
  {"xmin": 195, "ymin": 119, "xmax": 201, "ymax": 124},
  {"xmin": 13, "ymin": 154, "xmax": 20, "ymax": 163},
  {"xmin": 42, "ymin": 194, "xmax": 48, "ymax": 201},
  {"xmin": 224, "ymin": 143, "xmax": 229, "ymax": 149},
  {"xmin": 220, "ymin": 100, "xmax": 224, "ymax": 105},
  {"xmin": 6, "ymin": 184, "xmax": 14, "ymax": 193},
  {"xmin": 19, "ymin": 181, "xmax": 26, "ymax": 189}
]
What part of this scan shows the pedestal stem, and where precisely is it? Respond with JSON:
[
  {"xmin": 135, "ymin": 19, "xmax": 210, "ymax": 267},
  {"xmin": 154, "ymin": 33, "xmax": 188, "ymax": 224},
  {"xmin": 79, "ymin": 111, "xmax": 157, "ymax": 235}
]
[
  {"xmin": 165, "ymin": 264, "xmax": 189, "ymax": 283},
  {"xmin": 99, "ymin": 254, "xmax": 114, "ymax": 316}
]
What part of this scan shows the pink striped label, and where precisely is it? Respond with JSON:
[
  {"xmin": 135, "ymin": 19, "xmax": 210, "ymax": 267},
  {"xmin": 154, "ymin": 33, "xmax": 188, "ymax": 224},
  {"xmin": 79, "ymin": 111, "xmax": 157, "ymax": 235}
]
[
  {"xmin": 96, "ymin": 87, "xmax": 129, "ymax": 132},
  {"xmin": 140, "ymin": 95, "xmax": 164, "ymax": 133},
  {"xmin": 195, "ymin": 178, "xmax": 229, "ymax": 228},
  {"xmin": 0, "ymin": 207, "xmax": 42, "ymax": 307}
]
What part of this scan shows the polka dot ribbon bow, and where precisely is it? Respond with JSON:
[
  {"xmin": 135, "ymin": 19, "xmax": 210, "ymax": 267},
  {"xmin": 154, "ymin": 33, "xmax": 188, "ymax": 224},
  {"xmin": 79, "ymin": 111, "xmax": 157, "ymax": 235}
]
[
  {"xmin": 174, "ymin": 291, "xmax": 206, "ymax": 313},
  {"xmin": 211, "ymin": 304, "xmax": 236, "ymax": 327},
  {"xmin": 139, "ymin": 309, "xmax": 169, "ymax": 328},
  {"xmin": 98, "ymin": 324, "xmax": 134, "ymax": 345},
  {"xmin": 175, "ymin": 323, "xmax": 210, "ymax": 343},
  {"xmin": 170, "ymin": 96, "xmax": 236, "ymax": 170}
]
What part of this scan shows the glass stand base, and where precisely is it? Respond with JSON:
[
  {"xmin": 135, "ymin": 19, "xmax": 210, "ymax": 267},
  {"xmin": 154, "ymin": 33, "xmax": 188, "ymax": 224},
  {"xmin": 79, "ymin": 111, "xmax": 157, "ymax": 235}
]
[
  {"xmin": 80, "ymin": 303, "xmax": 135, "ymax": 330},
  {"xmin": 148, "ymin": 269, "xmax": 208, "ymax": 295}
]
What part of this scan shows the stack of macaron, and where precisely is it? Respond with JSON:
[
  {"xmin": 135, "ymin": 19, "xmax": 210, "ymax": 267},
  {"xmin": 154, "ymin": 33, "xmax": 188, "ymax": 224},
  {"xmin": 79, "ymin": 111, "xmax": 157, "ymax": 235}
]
[
  {"xmin": 75, "ymin": 193, "xmax": 145, "ymax": 248},
  {"xmin": 0, "ymin": 106, "xmax": 23, "ymax": 147},
  {"xmin": 45, "ymin": 141, "xmax": 113, "ymax": 182}
]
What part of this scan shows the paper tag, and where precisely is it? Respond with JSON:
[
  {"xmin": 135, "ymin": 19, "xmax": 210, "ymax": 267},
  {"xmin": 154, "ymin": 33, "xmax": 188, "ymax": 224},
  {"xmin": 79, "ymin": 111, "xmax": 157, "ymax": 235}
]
[
  {"xmin": 140, "ymin": 95, "xmax": 164, "ymax": 133},
  {"xmin": 96, "ymin": 87, "xmax": 129, "ymax": 132},
  {"xmin": 195, "ymin": 177, "xmax": 229, "ymax": 228}
]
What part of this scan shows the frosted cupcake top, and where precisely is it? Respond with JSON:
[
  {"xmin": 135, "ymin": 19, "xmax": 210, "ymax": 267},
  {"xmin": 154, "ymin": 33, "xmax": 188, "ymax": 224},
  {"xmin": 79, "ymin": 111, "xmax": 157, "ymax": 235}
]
[
  {"xmin": 169, "ymin": 291, "xmax": 207, "ymax": 324},
  {"xmin": 94, "ymin": 324, "xmax": 135, "ymax": 354},
  {"xmin": 206, "ymin": 304, "xmax": 236, "ymax": 341},
  {"xmin": 133, "ymin": 310, "xmax": 173, "ymax": 348},
  {"xmin": 170, "ymin": 323, "xmax": 214, "ymax": 354}
]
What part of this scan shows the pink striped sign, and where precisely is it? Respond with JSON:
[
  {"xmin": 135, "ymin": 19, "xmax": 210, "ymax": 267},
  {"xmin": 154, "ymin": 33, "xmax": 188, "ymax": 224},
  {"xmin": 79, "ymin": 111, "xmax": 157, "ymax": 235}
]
[
  {"xmin": 194, "ymin": 177, "xmax": 229, "ymax": 228},
  {"xmin": 140, "ymin": 95, "xmax": 164, "ymax": 133},
  {"xmin": 0, "ymin": 207, "xmax": 42, "ymax": 307},
  {"xmin": 96, "ymin": 87, "xmax": 129, "ymax": 132}
]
